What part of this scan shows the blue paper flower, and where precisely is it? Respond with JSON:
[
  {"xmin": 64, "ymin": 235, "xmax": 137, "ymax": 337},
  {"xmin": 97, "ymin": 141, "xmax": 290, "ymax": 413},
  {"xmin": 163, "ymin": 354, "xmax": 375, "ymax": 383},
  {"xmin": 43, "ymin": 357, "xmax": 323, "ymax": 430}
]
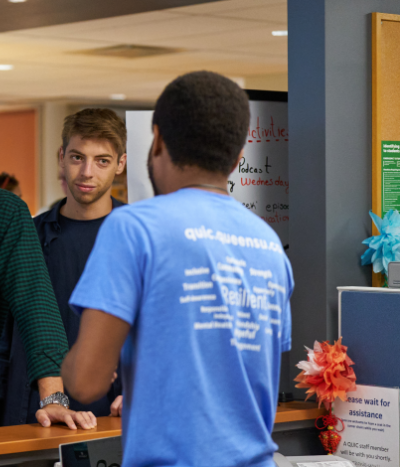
[{"xmin": 361, "ymin": 210, "xmax": 400, "ymax": 275}]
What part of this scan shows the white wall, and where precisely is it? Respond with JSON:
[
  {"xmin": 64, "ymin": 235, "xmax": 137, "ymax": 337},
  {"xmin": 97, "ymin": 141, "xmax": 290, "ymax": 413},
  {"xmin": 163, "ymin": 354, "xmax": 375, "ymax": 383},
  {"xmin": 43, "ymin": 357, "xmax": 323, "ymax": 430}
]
[{"xmin": 39, "ymin": 102, "xmax": 70, "ymax": 208}]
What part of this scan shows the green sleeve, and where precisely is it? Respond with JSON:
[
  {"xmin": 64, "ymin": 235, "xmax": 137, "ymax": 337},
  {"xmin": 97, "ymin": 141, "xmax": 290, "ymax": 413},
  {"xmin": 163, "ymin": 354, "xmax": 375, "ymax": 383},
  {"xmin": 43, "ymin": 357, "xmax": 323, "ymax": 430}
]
[{"xmin": 0, "ymin": 194, "xmax": 69, "ymax": 383}]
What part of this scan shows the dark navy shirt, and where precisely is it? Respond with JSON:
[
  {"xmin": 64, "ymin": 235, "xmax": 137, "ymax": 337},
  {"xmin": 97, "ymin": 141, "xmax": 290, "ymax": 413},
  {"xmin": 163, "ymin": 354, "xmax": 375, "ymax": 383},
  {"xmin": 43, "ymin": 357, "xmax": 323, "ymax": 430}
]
[
  {"xmin": 1, "ymin": 197, "xmax": 124, "ymax": 425},
  {"xmin": 49, "ymin": 213, "xmax": 106, "ymax": 348}
]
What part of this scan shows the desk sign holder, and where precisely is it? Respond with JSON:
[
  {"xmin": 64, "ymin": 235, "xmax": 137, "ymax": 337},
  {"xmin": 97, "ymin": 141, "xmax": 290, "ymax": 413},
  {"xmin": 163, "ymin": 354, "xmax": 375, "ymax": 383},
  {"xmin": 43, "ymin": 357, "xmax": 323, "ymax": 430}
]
[
  {"xmin": 59, "ymin": 436, "xmax": 122, "ymax": 467},
  {"xmin": 334, "ymin": 385, "xmax": 399, "ymax": 467}
]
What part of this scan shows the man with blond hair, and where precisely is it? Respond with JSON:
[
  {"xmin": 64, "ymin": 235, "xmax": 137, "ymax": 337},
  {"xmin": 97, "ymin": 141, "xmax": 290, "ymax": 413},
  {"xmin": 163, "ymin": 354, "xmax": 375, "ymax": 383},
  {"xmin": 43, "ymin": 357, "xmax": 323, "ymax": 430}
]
[{"xmin": 2, "ymin": 108, "xmax": 126, "ymax": 426}]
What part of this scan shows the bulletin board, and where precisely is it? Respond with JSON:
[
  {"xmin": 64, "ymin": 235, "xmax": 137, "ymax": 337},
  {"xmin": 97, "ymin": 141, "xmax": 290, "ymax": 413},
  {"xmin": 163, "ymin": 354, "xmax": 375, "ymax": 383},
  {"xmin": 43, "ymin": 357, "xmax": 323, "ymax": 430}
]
[{"xmin": 372, "ymin": 12, "xmax": 400, "ymax": 286}]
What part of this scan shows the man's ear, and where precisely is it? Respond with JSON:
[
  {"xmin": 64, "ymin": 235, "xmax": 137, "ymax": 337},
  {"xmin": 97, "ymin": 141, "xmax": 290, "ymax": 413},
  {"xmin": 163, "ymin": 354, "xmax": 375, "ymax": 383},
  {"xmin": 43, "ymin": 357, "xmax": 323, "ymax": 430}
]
[
  {"xmin": 230, "ymin": 149, "xmax": 244, "ymax": 174},
  {"xmin": 116, "ymin": 153, "xmax": 127, "ymax": 175},
  {"xmin": 59, "ymin": 146, "xmax": 65, "ymax": 167},
  {"xmin": 152, "ymin": 124, "xmax": 164, "ymax": 157}
]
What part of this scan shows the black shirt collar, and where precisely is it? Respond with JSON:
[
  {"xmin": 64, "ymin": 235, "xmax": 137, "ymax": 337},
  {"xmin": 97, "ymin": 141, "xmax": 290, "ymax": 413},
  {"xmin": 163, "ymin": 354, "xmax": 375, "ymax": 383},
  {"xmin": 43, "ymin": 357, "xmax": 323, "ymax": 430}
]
[{"xmin": 44, "ymin": 196, "xmax": 125, "ymax": 224}]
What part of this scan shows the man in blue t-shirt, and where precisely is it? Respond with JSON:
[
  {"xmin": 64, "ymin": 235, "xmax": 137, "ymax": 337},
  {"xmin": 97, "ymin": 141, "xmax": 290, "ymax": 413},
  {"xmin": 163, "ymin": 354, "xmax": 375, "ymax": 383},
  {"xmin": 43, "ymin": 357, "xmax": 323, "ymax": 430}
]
[{"xmin": 62, "ymin": 71, "xmax": 294, "ymax": 467}]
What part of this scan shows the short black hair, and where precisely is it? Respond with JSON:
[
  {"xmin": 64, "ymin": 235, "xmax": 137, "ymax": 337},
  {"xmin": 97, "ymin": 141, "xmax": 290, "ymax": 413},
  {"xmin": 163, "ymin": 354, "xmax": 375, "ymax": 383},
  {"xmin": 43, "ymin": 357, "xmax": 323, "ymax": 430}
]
[
  {"xmin": 0, "ymin": 172, "xmax": 19, "ymax": 191},
  {"xmin": 153, "ymin": 71, "xmax": 250, "ymax": 175}
]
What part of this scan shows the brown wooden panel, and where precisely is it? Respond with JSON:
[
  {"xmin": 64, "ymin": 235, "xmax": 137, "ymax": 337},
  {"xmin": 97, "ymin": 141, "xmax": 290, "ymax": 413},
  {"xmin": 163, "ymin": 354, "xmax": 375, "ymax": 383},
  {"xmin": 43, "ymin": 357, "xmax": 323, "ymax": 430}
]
[
  {"xmin": 275, "ymin": 401, "xmax": 326, "ymax": 424},
  {"xmin": 0, "ymin": 417, "xmax": 121, "ymax": 455},
  {"xmin": 371, "ymin": 13, "xmax": 381, "ymax": 228},
  {"xmin": 0, "ymin": 110, "xmax": 37, "ymax": 214},
  {"xmin": 0, "ymin": 0, "xmax": 222, "ymax": 33}
]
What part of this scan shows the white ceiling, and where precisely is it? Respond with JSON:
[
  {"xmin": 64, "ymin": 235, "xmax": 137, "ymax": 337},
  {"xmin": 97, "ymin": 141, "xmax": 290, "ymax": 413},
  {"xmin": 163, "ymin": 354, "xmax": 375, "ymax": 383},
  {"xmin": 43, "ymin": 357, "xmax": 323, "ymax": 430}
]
[{"xmin": 0, "ymin": 0, "xmax": 287, "ymax": 105}]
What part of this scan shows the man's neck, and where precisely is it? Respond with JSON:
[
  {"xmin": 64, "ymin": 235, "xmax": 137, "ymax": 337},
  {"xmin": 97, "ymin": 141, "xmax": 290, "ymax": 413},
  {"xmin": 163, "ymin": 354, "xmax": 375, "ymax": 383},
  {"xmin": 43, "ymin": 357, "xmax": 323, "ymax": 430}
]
[
  {"xmin": 60, "ymin": 193, "xmax": 113, "ymax": 220},
  {"xmin": 164, "ymin": 168, "xmax": 230, "ymax": 196},
  {"xmin": 180, "ymin": 182, "xmax": 229, "ymax": 195}
]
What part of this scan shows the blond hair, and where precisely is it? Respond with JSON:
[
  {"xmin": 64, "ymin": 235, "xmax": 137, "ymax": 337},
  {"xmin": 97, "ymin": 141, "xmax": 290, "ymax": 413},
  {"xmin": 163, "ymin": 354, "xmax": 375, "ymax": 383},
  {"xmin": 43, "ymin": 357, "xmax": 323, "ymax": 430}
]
[{"xmin": 62, "ymin": 108, "xmax": 127, "ymax": 159}]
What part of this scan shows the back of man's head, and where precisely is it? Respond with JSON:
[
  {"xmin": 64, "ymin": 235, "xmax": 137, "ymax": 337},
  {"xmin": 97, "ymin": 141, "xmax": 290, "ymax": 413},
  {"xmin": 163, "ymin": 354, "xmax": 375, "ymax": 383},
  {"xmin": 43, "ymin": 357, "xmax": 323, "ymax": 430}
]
[
  {"xmin": 153, "ymin": 71, "xmax": 250, "ymax": 176},
  {"xmin": 62, "ymin": 108, "xmax": 127, "ymax": 159}
]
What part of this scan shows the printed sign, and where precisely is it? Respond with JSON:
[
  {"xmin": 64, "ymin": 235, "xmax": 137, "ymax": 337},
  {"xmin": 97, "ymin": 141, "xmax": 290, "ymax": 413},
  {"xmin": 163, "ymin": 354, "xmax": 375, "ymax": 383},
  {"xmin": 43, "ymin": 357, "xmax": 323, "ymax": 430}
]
[
  {"xmin": 334, "ymin": 385, "xmax": 399, "ymax": 467},
  {"xmin": 381, "ymin": 141, "xmax": 400, "ymax": 216}
]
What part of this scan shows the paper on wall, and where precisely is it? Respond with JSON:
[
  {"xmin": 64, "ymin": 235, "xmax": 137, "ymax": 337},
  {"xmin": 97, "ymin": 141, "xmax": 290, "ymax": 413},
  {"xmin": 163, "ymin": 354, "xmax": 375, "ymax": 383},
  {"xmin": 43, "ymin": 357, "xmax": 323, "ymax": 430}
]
[
  {"xmin": 296, "ymin": 462, "xmax": 354, "ymax": 467},
  {"xmin": 334, "ymin": 384, "xmax": 399, "ymax": 467}
]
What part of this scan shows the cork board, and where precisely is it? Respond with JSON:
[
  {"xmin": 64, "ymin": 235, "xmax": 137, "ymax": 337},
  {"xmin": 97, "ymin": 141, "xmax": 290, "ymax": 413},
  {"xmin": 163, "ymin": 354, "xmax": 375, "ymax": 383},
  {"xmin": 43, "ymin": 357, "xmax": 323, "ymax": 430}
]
[{"xmin": 372, "ymin": 13, "xmax": 400, "ymax": 286}]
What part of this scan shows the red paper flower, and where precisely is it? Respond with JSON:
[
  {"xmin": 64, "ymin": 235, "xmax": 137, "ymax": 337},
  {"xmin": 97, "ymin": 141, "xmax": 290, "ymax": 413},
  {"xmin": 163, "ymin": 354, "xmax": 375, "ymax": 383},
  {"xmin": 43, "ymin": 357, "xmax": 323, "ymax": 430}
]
[{"xmin": 294, "ymin": 337, "xmax": 356, "ymax": 409}]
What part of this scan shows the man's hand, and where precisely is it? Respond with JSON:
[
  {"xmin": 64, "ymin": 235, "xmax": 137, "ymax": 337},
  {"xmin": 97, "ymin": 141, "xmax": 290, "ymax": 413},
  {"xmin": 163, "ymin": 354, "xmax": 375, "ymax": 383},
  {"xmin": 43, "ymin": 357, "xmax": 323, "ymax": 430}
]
[
  {"xmin": 36, "ymin": 404, "xmax": 97, "ymax": 430},
  {"xmin": 110, "ymin": 395, "xmax": 123, "ymax": 417}
]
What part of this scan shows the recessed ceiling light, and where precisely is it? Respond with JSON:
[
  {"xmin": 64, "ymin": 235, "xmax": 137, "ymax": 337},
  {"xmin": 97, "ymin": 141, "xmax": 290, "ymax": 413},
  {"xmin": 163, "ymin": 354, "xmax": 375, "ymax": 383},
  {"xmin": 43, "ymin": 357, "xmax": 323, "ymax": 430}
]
[
  {"xmin": 8, "ymin": 0, "xmax": 27, "ymax": 3},
  {"xmin": 272, "ymin": 30, "xmax": 288, "ymax": 36},
  {"xmin": 0, "ymin": 64, "xmax": 14, "ymax": 71},
  {"xmin": 110, "ymin": 94, "xmax": 126, "ymax": 101}
]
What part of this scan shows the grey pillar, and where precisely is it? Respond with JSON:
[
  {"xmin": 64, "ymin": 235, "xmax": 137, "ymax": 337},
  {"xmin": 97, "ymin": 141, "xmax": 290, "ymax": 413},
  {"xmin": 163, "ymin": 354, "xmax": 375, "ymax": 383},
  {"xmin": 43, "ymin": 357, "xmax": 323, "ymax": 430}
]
[{"xmin": 288, "ymin": 0, "xmax": 400, "ymax": 395}]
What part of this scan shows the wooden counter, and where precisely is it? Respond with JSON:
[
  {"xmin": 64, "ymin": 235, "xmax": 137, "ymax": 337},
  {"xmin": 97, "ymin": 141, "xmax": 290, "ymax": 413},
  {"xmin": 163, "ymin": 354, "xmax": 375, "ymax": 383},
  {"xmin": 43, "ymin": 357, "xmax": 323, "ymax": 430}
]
[
  {"xmin": 0, "ymin": 402, "xmax": 326, "ymax": 456},
  {"xmin": 0, "ymin": 416, "xmax": 121, "ymax": 456},
  {"xmin": 275, "ymin": 401, "xmax": 326, "ymax": 424}
]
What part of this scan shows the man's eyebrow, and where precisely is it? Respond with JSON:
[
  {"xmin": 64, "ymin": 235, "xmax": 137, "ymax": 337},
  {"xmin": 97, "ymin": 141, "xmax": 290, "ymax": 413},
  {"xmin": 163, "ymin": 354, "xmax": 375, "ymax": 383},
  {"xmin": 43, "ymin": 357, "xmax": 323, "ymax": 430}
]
[
  {"xmin": 68, "ymin": 149, "xmax": 86, "ymax": 156},
  {"xmin": 67, "ymin": 149, "xmax": 114, "ymax": 158}
]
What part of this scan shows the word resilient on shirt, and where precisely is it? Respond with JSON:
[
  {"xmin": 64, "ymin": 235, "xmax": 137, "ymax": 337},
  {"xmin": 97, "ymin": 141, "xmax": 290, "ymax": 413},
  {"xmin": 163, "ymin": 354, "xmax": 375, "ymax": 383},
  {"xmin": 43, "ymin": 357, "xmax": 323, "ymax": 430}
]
[{"xmin": 70, "ymin": 188, "xmax": 294, "ymax": 467}]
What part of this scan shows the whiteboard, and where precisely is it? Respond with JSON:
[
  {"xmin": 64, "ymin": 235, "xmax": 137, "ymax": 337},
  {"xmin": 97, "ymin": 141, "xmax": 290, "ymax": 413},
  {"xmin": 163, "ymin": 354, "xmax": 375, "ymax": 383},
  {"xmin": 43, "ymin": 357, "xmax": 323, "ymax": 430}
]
[
  {"xmin": 229, "ymin": 95, "xmax": 288, "ymax": 247},
  {"xmin": 126, "ymin": 111, "xmax": 154, "ymax": 204},
  {"xmin": 126, "ymin": 94, "xmax": 288, "ymax": 246}
]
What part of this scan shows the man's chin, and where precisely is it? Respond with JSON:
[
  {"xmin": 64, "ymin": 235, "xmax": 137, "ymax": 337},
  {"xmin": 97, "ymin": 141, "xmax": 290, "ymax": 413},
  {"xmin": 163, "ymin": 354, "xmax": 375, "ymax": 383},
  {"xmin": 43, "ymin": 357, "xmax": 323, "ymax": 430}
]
[{"xmin": 70, "ymin": 189, "xmax": 101, "ymax": 205}]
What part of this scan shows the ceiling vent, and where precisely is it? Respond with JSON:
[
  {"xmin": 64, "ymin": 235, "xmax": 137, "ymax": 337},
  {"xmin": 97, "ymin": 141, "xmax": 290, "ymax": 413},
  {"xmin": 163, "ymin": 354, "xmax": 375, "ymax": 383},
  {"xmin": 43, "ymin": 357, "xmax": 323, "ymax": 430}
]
[{"xmin": 73, "ymin": 44, "xmax": 184, "ymax": 59}]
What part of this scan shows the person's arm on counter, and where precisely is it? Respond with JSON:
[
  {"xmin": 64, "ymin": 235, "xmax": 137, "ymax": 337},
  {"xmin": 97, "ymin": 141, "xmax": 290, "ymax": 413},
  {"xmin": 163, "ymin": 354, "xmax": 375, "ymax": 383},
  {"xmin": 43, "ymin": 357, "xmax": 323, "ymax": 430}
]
[
  {"xmin": 0, "ymin": 192, "xmax": 95, "ymax": 429},
  {"xmin": 62, "ymin": 309, "xmax": 129, "ymax": 404},
  {"xmin": 36, "ymin": 377, "xmax": 96, "ymax": 429}
]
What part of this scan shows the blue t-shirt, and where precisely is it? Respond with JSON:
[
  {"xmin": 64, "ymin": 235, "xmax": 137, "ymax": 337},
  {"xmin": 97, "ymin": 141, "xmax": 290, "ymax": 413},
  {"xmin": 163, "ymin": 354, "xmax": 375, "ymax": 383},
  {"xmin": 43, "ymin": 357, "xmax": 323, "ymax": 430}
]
[{"xmin": 70, "ymin": 188, "xmax": 293, "ymax": 467}]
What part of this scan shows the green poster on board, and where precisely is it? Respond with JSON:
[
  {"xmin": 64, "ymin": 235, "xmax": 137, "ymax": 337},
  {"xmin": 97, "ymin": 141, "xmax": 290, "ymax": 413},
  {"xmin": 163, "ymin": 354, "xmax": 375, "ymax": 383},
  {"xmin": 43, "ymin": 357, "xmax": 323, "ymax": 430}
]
[{"xmin": 382, "ymin": 141, "xmax": 400, "ymax": 216}]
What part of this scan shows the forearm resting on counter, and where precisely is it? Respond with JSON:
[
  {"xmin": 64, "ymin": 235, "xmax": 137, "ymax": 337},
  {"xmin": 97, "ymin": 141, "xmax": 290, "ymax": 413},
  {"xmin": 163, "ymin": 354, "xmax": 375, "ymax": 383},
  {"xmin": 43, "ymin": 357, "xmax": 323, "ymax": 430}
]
[{"xmin": 38, "ymin": 376, "xmax": 64, "ymax": 400}]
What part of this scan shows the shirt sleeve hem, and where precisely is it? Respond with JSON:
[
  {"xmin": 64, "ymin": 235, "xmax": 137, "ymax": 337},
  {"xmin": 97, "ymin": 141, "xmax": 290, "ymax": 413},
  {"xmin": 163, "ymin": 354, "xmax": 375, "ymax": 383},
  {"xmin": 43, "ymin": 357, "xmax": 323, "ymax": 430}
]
[
  {"xmin": 69, "ymin": 297, "xmax": 134, "ymax": 326},
  {"xmin": 281, "ymin": 340, "xmax": 291, "ymax": 352},
  {"xmin": 27, "ymin": 348, "xmax": 69, "ymax": 383}
]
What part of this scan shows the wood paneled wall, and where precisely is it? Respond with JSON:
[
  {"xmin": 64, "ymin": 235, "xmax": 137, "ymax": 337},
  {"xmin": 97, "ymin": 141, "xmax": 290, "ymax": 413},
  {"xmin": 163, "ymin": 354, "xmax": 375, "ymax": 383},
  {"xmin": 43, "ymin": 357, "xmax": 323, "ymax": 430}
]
[{"xmin": 0, "ymin": 110, "xmax": 37, "ymax": 214}]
